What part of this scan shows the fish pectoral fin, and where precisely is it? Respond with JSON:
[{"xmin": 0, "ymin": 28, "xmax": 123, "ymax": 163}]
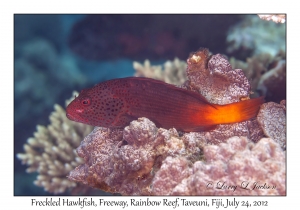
[
  {"xmin": 110, "ymin": 112, "xmax": 137, "ymax": 128},
  {"xmin": 124, "ymin": 113, "xmax": 138, "ymax": 123},
  {"xmin": 184, "ymin": 125, "xmax": 218, "ymax": 132},
  {"xmin": 125, "ymin": 112, "xmax": 164, "ymax": 129}
]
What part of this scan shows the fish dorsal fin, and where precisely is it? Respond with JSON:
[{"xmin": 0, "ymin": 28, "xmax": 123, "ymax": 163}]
[
  {"xmin": 172, "ymin": 85, "xmax": 217, "ymax": 109},
  {"xmin": 117, "ymin": 77, "xmax": 217, "ymax": 109}
]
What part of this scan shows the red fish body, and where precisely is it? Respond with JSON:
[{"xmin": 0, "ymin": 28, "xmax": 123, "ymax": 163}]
[{"xmin": 66, "ymin": 77, "xmax": 264, "ymax": 132}]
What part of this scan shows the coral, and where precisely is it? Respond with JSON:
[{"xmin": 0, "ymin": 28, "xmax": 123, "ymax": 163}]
[
  {"xmin": 184, "ymin": 49, "xmax": 264, "ymax": 143},
  {"xmin": 192, "ymin": 119, "xmax": 263, "ymax": 144},
  {"xmin": 257, "ymin": 100, "xmax": 286, "ymax": 150},
  {"xmin": 133, "ymin": 58, "xmax": 187, "ymax": 85},
  {"xmin": 69, "ymin": 118, "xmax": 285, "ymax": 195},
  {"xmin": 17, "ymin": 92, "xmax": 93, "ymax": 194},
  {"xmin": 258, "ymin": 14, "xmax": 286, "ymax": 24},
  {"xmin": 171, "ymin": 137, "xmax": 286, "ymax": 195},
  {"xmin": 230, "ymin": 52, "xmax": 286, "ymax": 102},
  {"xmin": 186, "ymin": 48, "xmax": 250, "ymax": 104},
  {"xmin": 226, "ymin": 15, "xmax": 285, "ymax": 59},
  {"xmin": 69, "ymin": 117, "xmax": 212, "ymax": 195},
  {"xmin": 256, "ymin": 60, "xmax": 286, "ymax": 101}
]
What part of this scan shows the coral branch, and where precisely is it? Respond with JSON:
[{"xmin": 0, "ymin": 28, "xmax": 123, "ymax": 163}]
[
  {"xmin": 17, "ymin": 92, "xmax": 93, "ymax": 194},
  {"xmin": 133, "ymin": 58, "xmax": 187, "ymax": 85}
]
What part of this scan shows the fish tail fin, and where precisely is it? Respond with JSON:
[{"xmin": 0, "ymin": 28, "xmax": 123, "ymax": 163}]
[{"xmin": 212, "ymin": 96, "xmax": 264, "ymax": 124}]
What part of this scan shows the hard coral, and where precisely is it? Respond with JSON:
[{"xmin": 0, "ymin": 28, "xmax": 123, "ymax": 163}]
[
  {"xmin": 17, "ymin": 92, "xmax": 93, "ymax": 194},
  {"xmin": 69, "ymin": 118, "xmax": 160, "ymax": 195},
  {"xmin": 194, "ymin": 119, "xmax": 263, "ymax": 144},
  {"xmin": 172, "ymin": 137, "xmax": 285, "ymax": 195},
  {"xmin": 257, "ymin": 100, "xmax": 286, "ymax": 149},
  {"xmin": 185, "ymin": 48, "xmax": 264, "ymax": 143},
  {"xmin": 133, "ymin": 58, "xmax": 187, "ymax": 85},
  {"xmin": 69, "ymin": 118, "xmax": 285, "ymax": 195},
  {"xmin": 69, "ymin": 117, "xmax": 210, "ymax": 195},
  {"xmin": 186, "ymin": 48, "xmax": 250, "ymax": 104},
  {"xmin": 257, "ymin": 60, "xmax": 286, "ymax": 101}
]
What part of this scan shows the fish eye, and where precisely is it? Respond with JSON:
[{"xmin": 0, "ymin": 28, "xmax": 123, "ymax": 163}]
[{"xmin": 81, "ymin": 98, "xmax": 91, "ymax": 106}]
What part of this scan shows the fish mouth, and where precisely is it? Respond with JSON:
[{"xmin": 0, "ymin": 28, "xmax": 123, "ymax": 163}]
[
  {"xmin": 66, "ymin": 112, "xmax": 76, "ymax": 121},
  {"xmin": 66, "ymin": 112, "xmax": 82, "ymax": 122},
  {"xmin": 66, "ymin": 112, "xmax": 91, "ymax": 125}
]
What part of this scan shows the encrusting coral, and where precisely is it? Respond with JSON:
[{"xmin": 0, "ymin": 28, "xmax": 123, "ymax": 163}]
[
  {"xmin": 186, "ymin": 48, "xmax": 250, "ymax": 104},
  {"xmin": 68, "ymin": 48, "xmax": 286, "ymax": 195},
  {"xmin": 68, "ymin": 117, "xmax": 210, "ymax": 195},
  {"xmin": 170, "ymin": 136, "xmax": 285, "ymax": 195},
  {"xmin": 69, "ymin": 118, "xmax": 286, "ymax": 195},
  {"xmin": 17, "ymin": 92, "xmax": 93, "ymax": 194},
  {"xmin": 257, "ymin": 100, "xmax": 286, "ymax": 150},
  {"xmin": 184, "ymin": 48, "xmax": 264, "ymax": 143}
]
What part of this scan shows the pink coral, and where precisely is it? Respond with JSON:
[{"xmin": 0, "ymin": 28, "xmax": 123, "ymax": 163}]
[
  {"xmin": 171, "ymin": 137, "xmax": 285, "ymax": 195},
  {"xmin": 186, "ymin": 48, "xmax": 250, "ymax": 105},
  {"xmin": 257, "ymin": 100, "xmax": 286, "ymax": 149},
  {"xmin": 69, "ymin": 117, "xmax": 285, "ymax": 195},
  {"xmin": 69, "ymin": 118, "xmax": 203, "ymax": 195},
  {"xmin": 184, "ymin": 48, "xmax": 264, "ymax": 143},
  {"xmin": 69, "ymin": 118, "xmax": 162, "ymax": 195},
  {"xmin": 152, "ymin": 156, "xmax": 191, "ymax": 195},
  {"xmin": 191, "ymin": 119, "xmax": 263, "ymax": 144}
]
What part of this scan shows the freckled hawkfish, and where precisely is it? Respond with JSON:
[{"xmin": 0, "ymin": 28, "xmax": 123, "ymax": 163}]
[{"xmin": 66, "ymin": 77, "xmax": 263, "ymax": 132}]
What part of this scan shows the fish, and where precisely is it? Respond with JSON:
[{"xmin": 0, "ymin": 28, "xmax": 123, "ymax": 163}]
[{"xmin": 66, "ymin": 77, "xmax": 264, "ymax": 132}]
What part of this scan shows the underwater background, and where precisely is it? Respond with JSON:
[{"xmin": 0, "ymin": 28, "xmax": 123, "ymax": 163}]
[{"xmin": 14, "ymin": 14, "xmax": 286, "ymax": 195}]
